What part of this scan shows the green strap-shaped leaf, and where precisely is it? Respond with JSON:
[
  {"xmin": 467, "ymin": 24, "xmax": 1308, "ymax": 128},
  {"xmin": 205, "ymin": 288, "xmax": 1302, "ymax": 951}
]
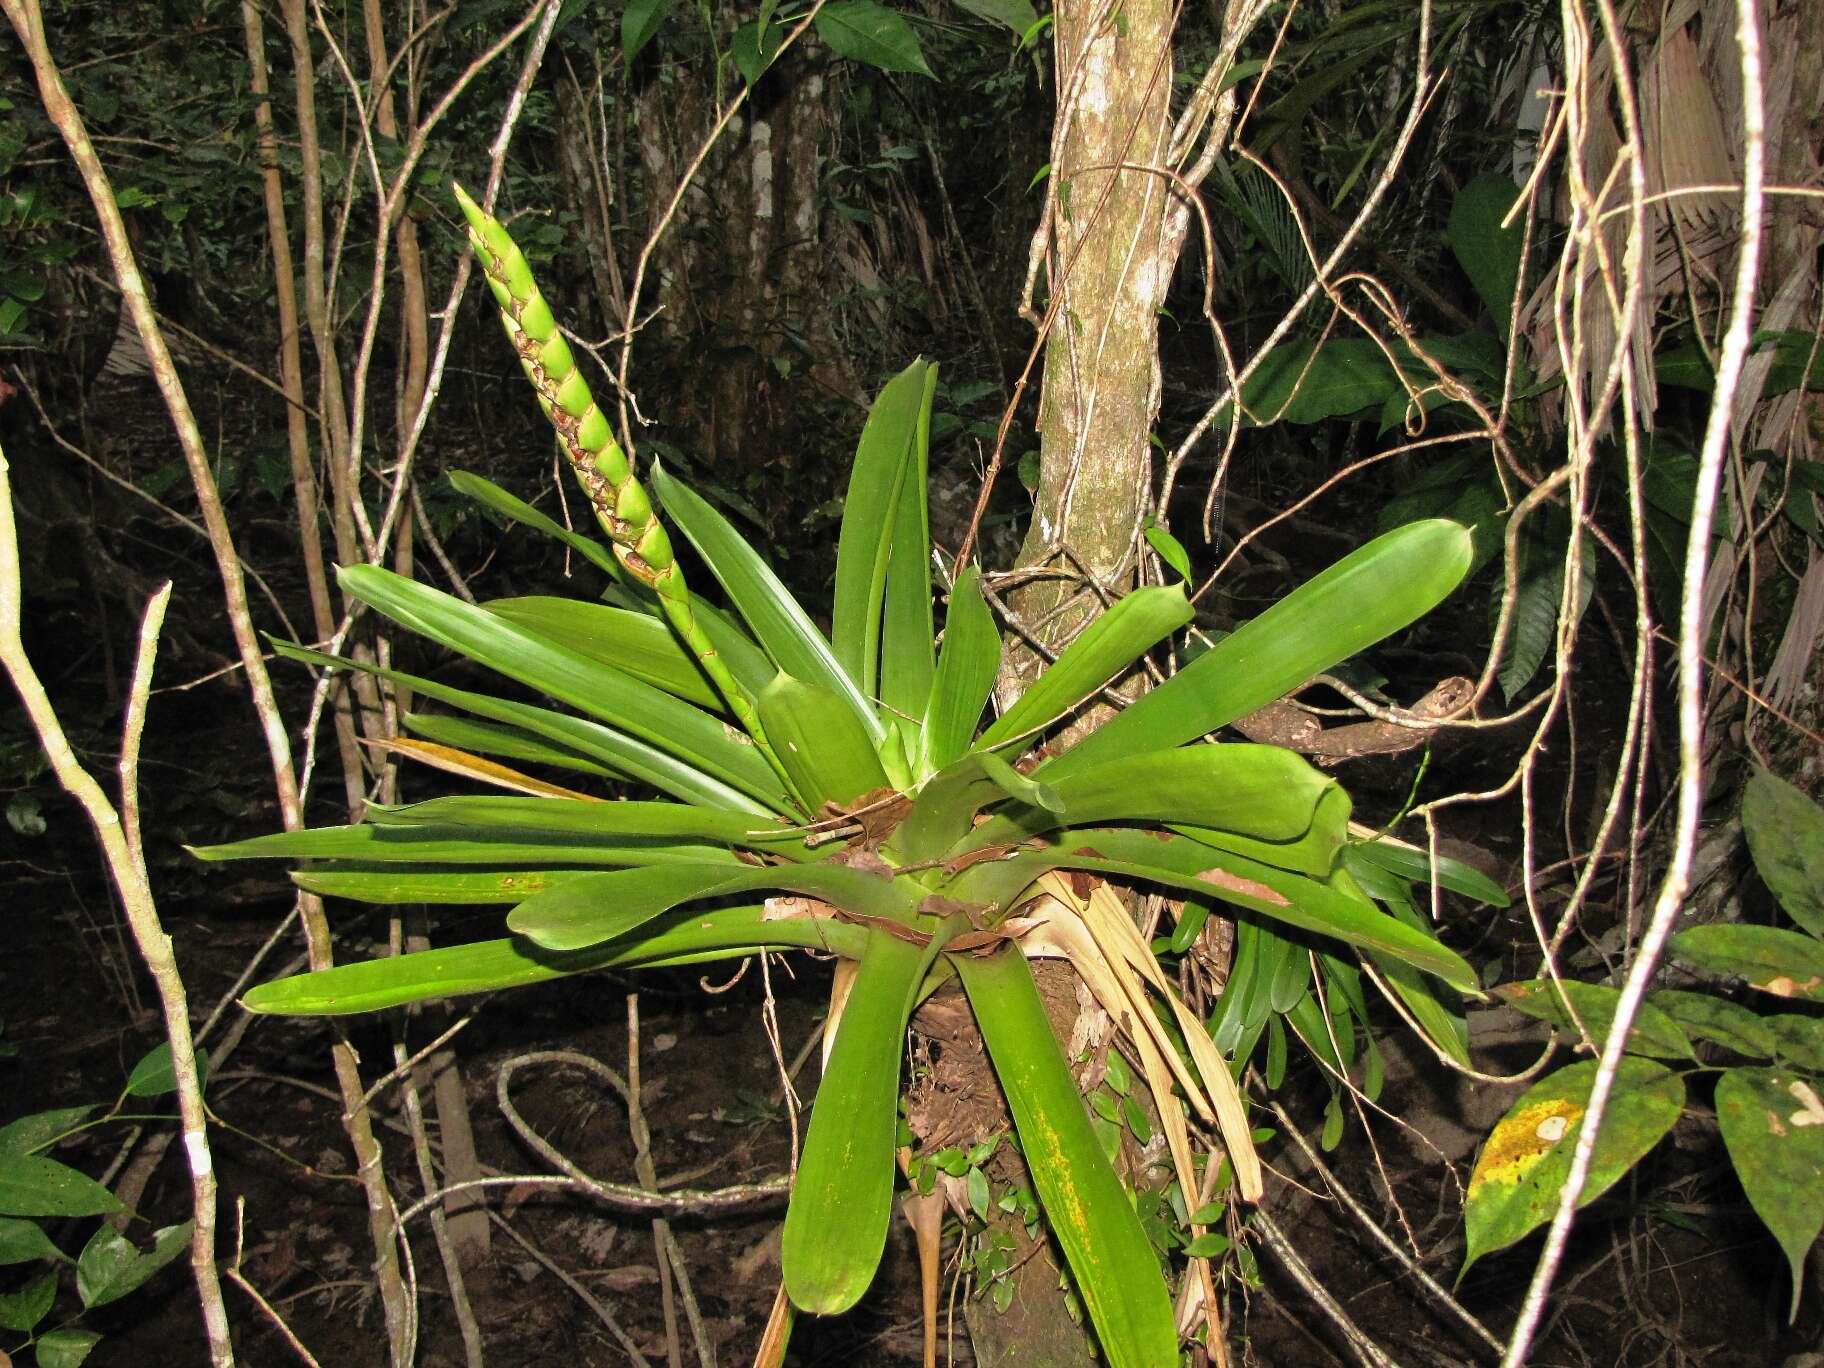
[
  {"xmin": 403, "ymin": 712, "xmax": 618, "ymax": 779},
  {"xmin": 191, "ymin": 825, "xmax": 743, "ymax": 870},
  {"xmin": 1045, "ymin": 520, "xmax": 1474, "ymax": 779},
  {"xmin": 1172, "ymin": 781, "xmax": 1354, "ymax": 879},
  {"xmin": 894, "ymin": 749, "xmax": 1060, "ymax": 864},
  {"xmin": 784, "ymin": 922, "xmax": 958, "ymax": 1313},
  {"xmin": 965, "ymin": 743, "xmax": 1334, "ymax": 851},
  {"xmin": 1207, "ymin": 915, "xmax": 1290, "ymax": 1055},
  {"xmin": 951, "ymin": 829, "xmax": 1477, "ymax": 990},
  {"xmin": 241, "ymin": 905, "xmax": 874, "ymax": 1016},
  {"xmin": 485, "ymin": 597, "xmax": 734, "ymax": 711},
  {"xmin": 952, "ymin": 947, "xmax": 1178, "ymax": 1368},
  {"xmin": 878, "ymin": 364, "xmax": 937, "ymax": 723},
  {"xmin": 342, "ymin": 564, "xmax": 791, "ymax": 811},
  {"xmin": 1715, "ymin": 1067, "xmax": 1824, "ymax": 1320},
  {"xmin": 757, "ymin": 674, "xmax": 890, "ymax": 811},
  {"xmin": 506, "ymin": 860, "xmax": 919, "ymax": 952},
  {"xmin": 975, "ymin": 584, "xmax": 1193, "ymax": 752},
  {"xmin": 1462, "ymin": 1059, "xmax": 1683, "ymax": 1277},
  {"xmin": 448, "ymin": 470, "xmax": 618, "ymax": 576},
  {"xmin": 652, "ymin": 463, "xmax": 885, "ymax": 744},
  {"xmin": 273, "ymin": 641, "xmax": 772, "ymax": 815},
  {"xmin": 834, "ymin": 358, "xmax": 933, "ymax": 702},
  {"xmin": 292, "ymin": 868, "xmax": 602, "ymax": 905},
  {"xmin": 364, "ymin": 794, "xmax": 812, "ymax": 852},
  {"xmin": 1344, "ymin": 836, "xmax": 1511, "ymax": 907},
  {"xmin": 921, "ymin": 566, "xmax": 1000, "ymax": 774},
  {"xmin": 1359, "ymin": 875, "xmax": 1470, "ymax": 1067}
]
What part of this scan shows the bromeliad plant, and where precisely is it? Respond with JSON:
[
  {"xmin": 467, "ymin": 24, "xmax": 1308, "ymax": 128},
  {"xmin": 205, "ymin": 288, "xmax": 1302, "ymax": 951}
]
[{"xmin": 195, "ymin": 185, "xmax": 1481, "ymax": 1364}]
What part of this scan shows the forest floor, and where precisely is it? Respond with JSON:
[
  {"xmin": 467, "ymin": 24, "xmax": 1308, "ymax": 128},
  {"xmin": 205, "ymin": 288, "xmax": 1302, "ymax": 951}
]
[{"xmin": 4, "ymin": 374, "xmax": 1820, "ymax": 1367}]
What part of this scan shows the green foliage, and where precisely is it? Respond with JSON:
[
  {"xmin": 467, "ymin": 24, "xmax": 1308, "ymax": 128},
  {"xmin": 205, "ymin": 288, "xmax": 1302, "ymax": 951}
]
[
  {"xmin": 1463, "ymin": 767, "xmax": 1824, "ymax": 1318},
  {"xmin": 0, "ymin": 1046, "xmax": 204, "ymax": 1367},
  {"xmin": 199, "ymin": 195, "xmax": 1479, "ymax": 1364}
]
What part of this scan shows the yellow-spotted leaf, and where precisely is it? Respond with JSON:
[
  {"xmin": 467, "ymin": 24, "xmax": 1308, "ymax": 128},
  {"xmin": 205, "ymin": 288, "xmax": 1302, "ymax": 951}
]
[
  {"xmin": 1714, "ymin": 1067, "xmax": 1824, "ymax": 1320},
  {"xmin": 1462, "ymin": 1058, "xmax": 1683, "ymax": 1277}
]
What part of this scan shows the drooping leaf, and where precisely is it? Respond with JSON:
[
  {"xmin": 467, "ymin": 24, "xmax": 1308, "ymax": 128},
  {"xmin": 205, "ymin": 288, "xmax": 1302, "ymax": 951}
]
[
  {"xmin": 0, "ymin": 1156, "xmax": 122, "ymax": 1218},
  {"xmin": 403, "ymin": 712, "xmax": 619, "ymax": 780},
  {"xmin": 339, "ymin": 564, "xmax": 789, "ymax": 809},
  {"xmin": 0, "ymin": 1108, "xmax": 94, "ymax": 1159},
  {"xmin": 77, "ymin": 1220, "xmax": 192, "ymax": 1309},
  {"xmin": 1362, "ymin": 876, "xmax": 1470, "ymax": 1066},
  {"xmin": 34, "ymin": 1328, "xmax": 104, "ymax": 1368},
  {"xmin": 954, "ymin": 947, "xmax": 1178, "ymax": 1368},
  {"xmin": 0, "ymin": 1268, "xmax": 55, "ymax": 1332},
  {"xmin": 1670, "ymin": 925, "xmax": 1824, "ymax": 1003},
  {"xmin": 1208, "ymin": 917, "xmax": 1284, "ymax": 1055},
  {"xmin": 1173, "ymin": 783, "xmax": 1354, "ymax": 880},
  {"xmin": 652, "ymin": 463, "xmax": 884, "ymax": 743},
  {"xmin": 784, "ymin": 926, "xmax": 954, "ymax": 1312},
  {"xmin": 1742, "ymin": 767, "xmax": 1824, "ymax": 937},
  {"xmin": 1344, "ymin": 837, "xmax": 1510, "ymax": 906},
  {"xmin": 1492, "ymin": 980, "xmax": 1694, "ymax": 1060},
  {"xmin": 241, "ymin": 906, "xmax": 873, "ymax": 1016},
  {"xmin": 757, "ymin": 674, "xmax": 889, "ymax": 810},
  {"xmin": 731, "ymin": 17, "xmax": 784, "ymax": 85},
  {"xmin": 1714, "ymin": 1067, "xmax": 1824, "ymax": 1320},
  {"xmin": 1447, "ymin": 173, "xmax": 1524, "ymax": 327},
  {"xmin": 974, "ymin": 585, "xmax": 1193, "ymax": 752},
  {"xmin": 1048, "ymin": 521, "xmax": 1474, "ymax": 778},
  {"xmin": 1646, "ymin": 989, "xmax": 1776, "ymax": 1058},
  {"xmin": 921, "ymin": 567, "xmax": 1000, "ymax": 773},
  {"xmin": 815, "ymin": 0, "xmax": 934, "ymax": 76},
  {"xmin": 506, "ymin": 860, "xmax": 917, "ymax": 952},
  {"xmin": 955, "ymin": 0, "xmax": 1040, "ymax": 36},
  {"xmin": 1462, "ymin": 1058, "xmax": 1683, "ymax": 1275},
  {"xmin": 273, "ymin": 640, "xmax": 772, "ymax": 814}
]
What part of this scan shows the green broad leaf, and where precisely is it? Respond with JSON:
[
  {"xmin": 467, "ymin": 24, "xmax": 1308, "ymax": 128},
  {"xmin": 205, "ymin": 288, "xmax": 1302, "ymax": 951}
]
[
  {"xmin": 1143, "ymin": 522, "xmax": 1192, "ymax": 583},
  {"xmin": 34, "ymin": 1328, "xmax": 103, "ymax": 1368},
  {"xmin": 339, "ymin": 564, "xmax": 788, "ymax": 809},
  {"xmin": 651, "ymin": 464, "xmax": 884, "ymax": 743},
  {"xmin": 953, "ymin": 947, "xmax": 1178, "ymax": 1368},
  {"xmin": 1647, "ymin": 989, "xmax": 1776, "ymax": 1058},
  {"xmin": 0, "ymin": 1268, "xmax": 55, "ymax": 1332},
  {"xmin": 1207, "ymin": 917, "xmax": 1287, "ymax": 1055},
  {"xmin": 622, "ymin": 0, "xmax": 673, "ymax": 65},
  {"xmin": 922, "ymin": 567, "xmax": 1000, "ymax": 773},
  {"xmin": 272, "ymin": 641, "xmax": 773, "ymax": 814},
  {"xmin": 1047, "ymin": 521, "xmax": 1474, "ymax": 778},
  {"xmin": 1235, "ymin": 338, "xmax": 1404, "ymax": 427},
  {"xmin": 1173, "ymin": 783, "xmax": 1354, "ymax": 879},
  {"xmin": 242, "ymin": 906, "xmax": 872, "ymax": 1016},
  {"xmin": 1670, "ymin": 925, "xmax": 1824, "ymax": 1003},
  {"xmin": 975, "ymin": 585, "xmax": 1192, "ymax": 752},
  {"xmin": 1742, "ymin": 767, "xmax": 1824, "ymax": 936},
  {"xmin": 731, "ymin": 17, "xmax": 783, "ymax": 85},
  {"xmin": 1447, "ymin": 173, "xmax": 1524, "ymax": 327},
  {"xmin": 785, "ymin": 926, "xmax": 954, "ymax": 1312},
  {"xmin": 970, "ymin": 744, "xmax": 1334, "ymax": 850},
  {"xmin": 0, "ymin": 1108, "xmax": 95, "ymax": 1159},
  {"xmin": 758, "ymin": 674, "xmax": 890, "ymax": 810},
  {"xmin": 1769, "ymin": 1015, "xmax": 1824, "ymax": 1071},
  {"xmin": 955, "ymin": 0, "xmax": 1040, "ymax": 36},
  {"xmin": 958, "ymin": 828, "xmax": 1477, "ymax": 989},
  {"xmin": 1714, "ymin": 1067, "xmax": 1824, "ymax": 1320},
  {"xmin": 815, "ymin": 0, "xmax": 934, "ymax": 76},
  {"xmin": 1462, "ymin": 1058, "xmax": 1684, "ymax": 1276},
  {"xmin": 834, "ymin": 359, "xmax": 935, "ymax": 706},
  {"xmin": 1492, "ymin": 980, "xmax": 1694, "ymax": 1060},
  {"xmin": 1345, "ymin": 836, "xmax": 1510, "ymax": 907},
  {"xmin": 507, "ymin": 860, "xmax": 918, "ymax": 952},
  {"xmin": 1497, "ymin": 544, "xmax": 1593, "ymax": 702},
  {"xmin": 447, "ymin": 470, "xmax": 618, "ymax": 576},
  {"xmin": 0, "ymin": 1217, "xmax": 66, "ymax": 1265},
  {"xmin": 77, "ymin": 1220, "xmax": 191, "ymax": 1309},
  {"xmin": 0, "ymin": 1155, "xmax": 122, "ymax": 1218},
  {"xmin": 486, "ymin": 596, "xmax": 761, "ymax": 711},
  {"xmin": 895, "ymin": 748, "xmax": 1061, "ymax": 864},
  {"xmin": 403, "ymin": 713, "xmax": 618, "ymax": 779},
  {"xmin": 125, "ymin": 1042, "xmax": 210, "ymax": 1097},
  {"xmin": 292, "ymin": 868, "xmax": 607, "ymax": 905}
]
